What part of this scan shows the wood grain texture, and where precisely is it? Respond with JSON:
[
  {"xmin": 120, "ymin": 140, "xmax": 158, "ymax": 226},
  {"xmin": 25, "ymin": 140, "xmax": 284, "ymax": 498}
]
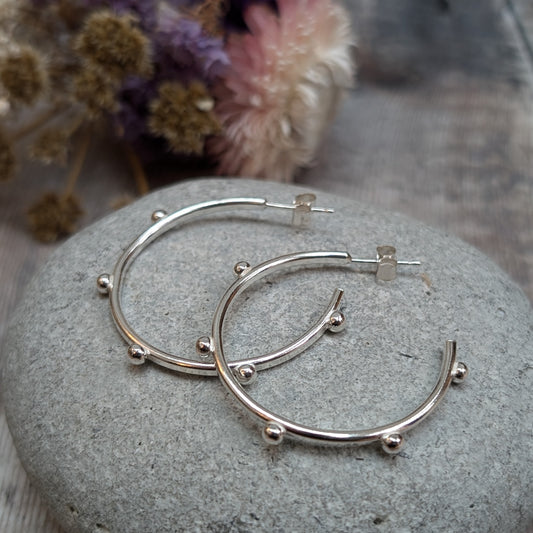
[
  {"xmin": 1, "ymin": 1, "xmax": 532, "ymax": 531},
  {"xmin": 510, "ymin": 0, "xmax": 533, "ymax": 64},
  {"xmin": 300, "ymin": 0, "xmax": 533, "ymax": 300}
]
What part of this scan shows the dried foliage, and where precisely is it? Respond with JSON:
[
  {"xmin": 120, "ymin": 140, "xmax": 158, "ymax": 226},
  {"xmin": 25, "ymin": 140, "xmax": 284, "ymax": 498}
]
[
  {"xmin": 27, "ymin": 192, "xmax": 84, "ymax": 242},
  {"xmin": 30, "ymin": 127, "xmax": 72, "ymax": 165},
  {"xmin": 74, "ymin": 11, "xmax": 151, "ymax": 81},
  {"xmin": 148, "ymin": 81, "xmax": 220, "ymax": 155},
  {"xmin": 191, "ymin": 0, "xmax": 228, "ymax": 36},
  {"xmin": 0, "ymin": 46, "xmax": 48, "ymax": 105},
  {"xmin": 0, "ymin": 0, "xmax": 354, "ymax": 240},
  {"xmin": 72, "ymin": 67, "xmax": 119, "ymax": 118}
]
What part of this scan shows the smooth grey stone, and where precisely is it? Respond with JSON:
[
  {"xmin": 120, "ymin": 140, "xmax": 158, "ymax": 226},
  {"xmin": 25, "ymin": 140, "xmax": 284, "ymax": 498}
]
[{"xmin": 1, "ymin": 178, "xmax": 532, "ymax": 533}]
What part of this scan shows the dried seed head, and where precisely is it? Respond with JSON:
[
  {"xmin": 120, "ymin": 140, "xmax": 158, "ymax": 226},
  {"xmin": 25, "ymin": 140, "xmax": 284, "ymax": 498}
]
[
  {"xmin": 0, "ymin": 46, "xmax": 48, "ymax": 106},
  {"xmin": 148, "ymin": 81, "xmax": 220, "ymax": 155},
  {"xmin": 72, "ymin": 67, "xmax": 119, "ymax": 118},
  {"xmin": 74, "ymin": 10, "xmax": 152, "ymax": 81},
  {"xmin": 27, "ymin": 192, "xmax": 84, "ymax": 242},
  {"xmin": 30, "ymin": 127, "xmax": 72, "ymax": 166}
]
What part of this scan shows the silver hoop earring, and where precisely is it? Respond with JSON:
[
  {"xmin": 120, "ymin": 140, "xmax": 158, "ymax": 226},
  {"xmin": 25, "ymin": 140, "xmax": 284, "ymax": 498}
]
[
  {"xmin": 96, "ymin": 195, "xmax": 341, "ymax": 376},
  {"xmin": 202, "ymin": 251, "xmax": 468, "ymax": 454}
]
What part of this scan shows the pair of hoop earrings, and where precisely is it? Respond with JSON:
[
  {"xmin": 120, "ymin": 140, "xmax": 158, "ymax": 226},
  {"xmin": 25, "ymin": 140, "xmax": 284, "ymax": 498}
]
[{"xmin": 97, "ymin": 194, "xmax": 468, "ymax": 454}]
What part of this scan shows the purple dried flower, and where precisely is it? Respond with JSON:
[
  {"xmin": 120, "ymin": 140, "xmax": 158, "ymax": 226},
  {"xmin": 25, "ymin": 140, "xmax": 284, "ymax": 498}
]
[
  {"xmin": 107, "ymin": 0, "xmax": 158, "ymax": 30},
  {"xmin": 112, "ymin": 3, "xmax": 229, "ymax": 152},
  {"xmin": 155, "ymin": 4, "xmax": 229, "ymax": 81},
  {"xmin": 113, "ymin": 76, "xmax": 158, "ymax": 142},
  {"xmin": 113, "ymin": 76, "xmax": 170, "ymax": 163},
  {"xmin": 28, "ymin": 0, "xmax": 277, "ymax": 162}
]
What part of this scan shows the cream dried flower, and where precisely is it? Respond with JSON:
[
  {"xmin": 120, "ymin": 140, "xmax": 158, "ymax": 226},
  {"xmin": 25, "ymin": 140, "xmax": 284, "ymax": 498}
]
[
  {"xmin": 209, "ymin": 0, "xmax": 354, "ymax": 182},
  {"xmin": 0, "ymin": 46, "xmax": 48, "ymax": 106},
  {"xmin": 74, "ymin": 10, "xmax": 151, "ymax": 81}
]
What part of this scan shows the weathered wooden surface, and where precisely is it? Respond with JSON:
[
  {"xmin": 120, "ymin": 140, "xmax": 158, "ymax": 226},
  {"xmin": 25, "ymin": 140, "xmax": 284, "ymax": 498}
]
[
  {"xmin": 300, "ymin": 0, "xmax": 533, "ymax": 299},
  {"xmin": 512, "ymin": 0, "xmax": 533, "ymax": 63},
  {"xmin": 1, "ymin": 1, "xmax": 532, "ymax": 531}
]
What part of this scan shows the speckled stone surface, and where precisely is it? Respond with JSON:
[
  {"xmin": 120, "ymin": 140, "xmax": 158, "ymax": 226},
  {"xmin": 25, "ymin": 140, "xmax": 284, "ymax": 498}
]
[{"xmin": 1, "ymin": 178, "xmax": 532, "ymax": 533}]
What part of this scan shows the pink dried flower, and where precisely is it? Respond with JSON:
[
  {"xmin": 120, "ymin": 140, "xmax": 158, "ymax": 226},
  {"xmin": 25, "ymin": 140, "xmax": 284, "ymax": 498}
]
[{"xmin": 209, "ymin": 0, "xmax": 354, "ymax": 182}]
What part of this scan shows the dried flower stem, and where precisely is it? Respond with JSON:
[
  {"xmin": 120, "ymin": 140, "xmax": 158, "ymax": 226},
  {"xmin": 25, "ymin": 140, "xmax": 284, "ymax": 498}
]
[
  {"xmin": 62, "ymin": 126, "xmax": 90, "ymax": 198},
  {"xmin": 12, "ymin": 104, "xmax": 62, "ymax": 142},
  {"xmin": 122, "ymin": 142, "xmax": 149, "ymax": 196},
  {"xmin": 65, "ymin": 114, "xmax": 85, "ymax": 136}
]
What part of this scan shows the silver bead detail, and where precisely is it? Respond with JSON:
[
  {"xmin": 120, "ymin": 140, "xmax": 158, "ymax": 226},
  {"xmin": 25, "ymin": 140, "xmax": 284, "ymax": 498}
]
[
  {"xmin": 262, "ymin": 422, "xmax": 285, "ymax": 445},
  {"xmin": 151, "ymin": 209, "xmax": 168, "ymax": 222},
  {"xmin": 328, "ymin": 310, "xmax": 346, "ymax": 333},
  {"xmin": 233, "ymin": 363, "xmax": 257, "ymax": 385},
  {"xmin": 381, "ymin": 433, "xmax": 404, "ymax": 454},
  {"xmin": 195, "ymin": 336, "xmax": 214, "ymax": 358},
  {"xmin": 452, "ymin": 361, "xmax": 469, "ymax": 384},
  {"xmin": 128, "ymin": 344, "xmax": 147, "ymax": 365},
  {"xmin": 96, "ymin": 273, "xmax": 112, "ymax": 295},
  {"xmin": 233, "ymin": 261, "xmax": 251, "ymax": 277}
]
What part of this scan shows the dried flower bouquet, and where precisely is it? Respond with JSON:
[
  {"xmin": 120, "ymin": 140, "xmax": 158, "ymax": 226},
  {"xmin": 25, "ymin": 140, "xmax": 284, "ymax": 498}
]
[{"xmin": 0, "ymin": 0, "xmax": 354, "ymax": 241}]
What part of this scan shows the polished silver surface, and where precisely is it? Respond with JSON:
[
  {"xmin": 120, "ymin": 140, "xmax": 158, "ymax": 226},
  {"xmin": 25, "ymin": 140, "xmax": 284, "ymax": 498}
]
[
  {"xmin": 97, "ymin": 196, "xmax": 337, "ymax": 376},
  {"xmin": 381, "ymin": 433, "xmax": 404, "ymax": 454},
  {"xmin": 233, "ymin": 261, "xmax": 252, "ymax": 277},
  {"xmin": 233, "ymin": 363, "xmax": 258, "ymax": 386},
  {"xmin": 127, "ymin": 344, "xmax": 147, "ymax": 365},
  {"xmin": 150, "ymin": 209, "xmax": 168, "ymax": 222},
  {"xmin": 96, "ymin": 273, "xmax": 112, "ymax": 295},
  {"xmin": 209, "ymin": 251, "xmax": 468, "ymax": 452},
  {"xmin": 452, "ymin": 361, "xmax": 469, "ymax": 384}
]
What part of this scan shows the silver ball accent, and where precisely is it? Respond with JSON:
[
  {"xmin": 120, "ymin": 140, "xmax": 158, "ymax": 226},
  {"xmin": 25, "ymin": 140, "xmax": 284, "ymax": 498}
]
[
  {"xmin": 233, "ymin": 363, "xmax": 257, "ymax": 385},
  {"xmin": 151, "ymin": 209, "xmax": 167, "ymax": 222},
  {"xmin": 233, "ymin": 261, "xmax": 251, "ymax": 277},
  {"xmin": 329, "ymin": 310, "xmax": 346, "ymax": 333},
  {"xmin": 262, "ymin": 422, "xmax": 285, "ymax": 445},
  {"xmin": 128, "ymin": 344, "xmax": 147, "ymax": 365},
  {"xmin": 452, "ymin": 361, "xmax": 469, "ymax": 384},
  {"xmin": 381, "ymin": 433, "xmax": 404, "ymax": 454},
  {"xmin": 96, "ymin": 273, "xmax": 112, "ymax": 295},
  {"xmin": 195, "ymin": 336, "xmax": 214, "ymax": 358}
]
